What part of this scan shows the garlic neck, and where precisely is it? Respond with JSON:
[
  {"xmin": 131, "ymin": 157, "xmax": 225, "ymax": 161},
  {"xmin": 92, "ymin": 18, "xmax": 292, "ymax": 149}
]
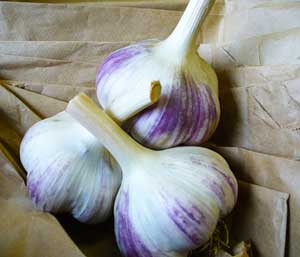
[
  {"xmin": 160, "ymin": 0, "xmax": 215, "ymax": 60},
  {"xmin": 66, "ymin": 93, "xmax": 148, "ymax": 171}
]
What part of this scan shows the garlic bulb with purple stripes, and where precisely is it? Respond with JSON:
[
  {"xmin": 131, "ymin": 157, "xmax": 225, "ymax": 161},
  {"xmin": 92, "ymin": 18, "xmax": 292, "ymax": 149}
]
[
  {"xmin": 96, "ymin": 0, "xmax": 219, "ymax": 149},
  {"xmin": 20, "ymin": 83, "xmax": 161, "ymax": 224},
  {"xmin": 20, "ymin": 112, "xmax": 121, "ymax": 224},
  {"xmin": 66, "ymin": 93, "xmax": 238, "ymax": 256}
]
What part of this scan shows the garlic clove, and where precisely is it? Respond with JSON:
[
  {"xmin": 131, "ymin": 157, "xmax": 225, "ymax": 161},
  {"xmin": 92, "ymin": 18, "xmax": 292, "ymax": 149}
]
[
  {"xmin": 21, "ymin": 112, "xmax": 122, "ymax": 223},
  {"xmin": 66, "ymin": 93, "xmax": 238, "ymax": 256},
  {"xmin": 96, "ymin": 0, "xmax": 219, "ymax": 149}
]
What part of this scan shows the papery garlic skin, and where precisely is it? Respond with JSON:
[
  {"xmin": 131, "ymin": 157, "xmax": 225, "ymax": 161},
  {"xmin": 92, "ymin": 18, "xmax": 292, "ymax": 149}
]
[
  {"xmin": 20, "ymin": 112, "xmax": 121, "ymax": 223},
  {"xmin": 96, "ymin": 0, "xmax": 219, "ymax": 149},
  {"xmin": 114, "ymin": 148, "xmax": 237, "ymax": 257}
]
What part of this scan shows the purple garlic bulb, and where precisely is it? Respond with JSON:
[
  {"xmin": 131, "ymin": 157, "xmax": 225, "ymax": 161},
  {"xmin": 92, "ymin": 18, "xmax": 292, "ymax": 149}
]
[
  {"xmin": 66, "ymin": 93, "xmax": 238, "ymax": 257},
  {"xmin": 96, "ymin": 0, "xmax": 220, "ymax": 149}
]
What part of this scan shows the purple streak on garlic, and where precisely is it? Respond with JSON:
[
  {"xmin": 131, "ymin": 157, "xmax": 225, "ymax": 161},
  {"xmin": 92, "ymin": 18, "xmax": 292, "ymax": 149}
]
[
  {"xmin": 20, "ymin": 112, "xmax": 122, "ymax": 223},
  {"xmin": 66, "ymin": 93, "xmax": 238, "ymax": 257},
  {"xmin": 130, "ymin": 81, "xmax": 218, "ymax": 148},
  {"xmin": 96, "ymin": 0, "xmax": 219, "ymax": 149},
  {"xmin": 115, "ymin": 191, "xmax": 154, "ymax": 257},
  {"xmin": 96, "ymin": 42, "xmax": 148, "ymax": 86}
]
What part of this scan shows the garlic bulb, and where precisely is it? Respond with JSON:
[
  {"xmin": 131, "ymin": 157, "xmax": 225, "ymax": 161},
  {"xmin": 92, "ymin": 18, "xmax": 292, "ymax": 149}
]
[
  {"xmin": 20, "ymin": 83, "xmax": 161, "ymax": 224},
  {"xmin": 96, "ymin": 0, "xmax": 219, "ymax": 149},
  {"xmin": 66, "ymin": 93, "xmax": 238, "ymax": 256}
]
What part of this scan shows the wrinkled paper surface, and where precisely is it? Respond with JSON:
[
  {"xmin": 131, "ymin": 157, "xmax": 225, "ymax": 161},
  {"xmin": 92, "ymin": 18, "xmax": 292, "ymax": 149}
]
[{"xmin": 210, "ymin": 146, "xmax": 300, "ymax": 257}]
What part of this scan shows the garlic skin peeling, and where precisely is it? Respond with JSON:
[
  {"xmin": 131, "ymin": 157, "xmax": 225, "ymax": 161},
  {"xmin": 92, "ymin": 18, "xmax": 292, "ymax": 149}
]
[
  {"xmin": 97, "ymin": 0, "xmax": 220, "ymax": 149},
  {"xmin": 66, "ymin": 93, "xmax": 238, "ymax": 257},
  {"xmin": 20, "ymin": 83, "xmax": 161, "ymax": 224}
]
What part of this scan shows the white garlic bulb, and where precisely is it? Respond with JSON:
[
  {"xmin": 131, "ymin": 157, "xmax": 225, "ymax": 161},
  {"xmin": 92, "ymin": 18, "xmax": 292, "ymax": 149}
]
[
  {"xmin": 20, "ymin": 112, "xmax": 121, "ymax": 223},
  {"xmin": 96, "ymin": 0, "xmax": 219, "ymax": 149},
  {"xmin": 20, "ymin": 83, "xmax": 161, "ymax": 224},
  {"xmin": 66, "ymin": 93, "xmax": 238, "ymax": 256}
]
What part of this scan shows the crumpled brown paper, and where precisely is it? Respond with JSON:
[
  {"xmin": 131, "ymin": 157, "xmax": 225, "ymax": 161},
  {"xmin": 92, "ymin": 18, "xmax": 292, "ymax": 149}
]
[
  {"xmin": 0, "ymin": 0, "xmax": 298, "ymax": 257},
  {"xmin": 213, "ymin": 80, "xmax": 300, "ymax": 159},
  {"xmin": 0, "ymin": 2, "xmax": 181, "ymax": 41},
  {"xmin": 0, "ymin": 2, "xmax": 224, "ymax": 43},
  {"xmin": 0, "ymin": 84, "xmax": 40, "ymax": 160},
  {"xmin": 0, "ymin": 41, "xmax": 128, "ymax": 64},
  {"xmin": 4, "ymin": 85, "xmax": 67, "ymax": 117},
  {"xmin": 1, "ymin": 80, "xmax": 97, "ymax": 102},
  {"xmin": 217, "ymin": 64, "xmax": 300, "ymax": 90},
  {"xmin": 231, "ymin": 181, "xmax": 288, "ymax": 257},
  {"xmin": 0, "ymin": 54, "xmax": 96, "ymax": 87},
  {"xmin": 211, "ymin": 146, "xmax": 300, "ymax": 257},
  {"xmin": 3, "ymin": 1, "xmax": 298, "ymax": 43},
  {"xmin": 200, "ymin": 28, "xmax": 300, "ymax": 68}
]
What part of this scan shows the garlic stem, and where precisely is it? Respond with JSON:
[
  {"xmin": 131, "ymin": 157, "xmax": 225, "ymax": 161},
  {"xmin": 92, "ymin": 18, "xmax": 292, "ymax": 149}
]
[
  {"xmin": 163, "ymin": 0, "xmax": 215, "ymax": 57},
  {"xmin": 107, "ymin": 81, "xmax": 161, "ymax": 124},
  {"xmin": 66, "ymin": 93, "xmax": 147, "ymax": 169}
]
